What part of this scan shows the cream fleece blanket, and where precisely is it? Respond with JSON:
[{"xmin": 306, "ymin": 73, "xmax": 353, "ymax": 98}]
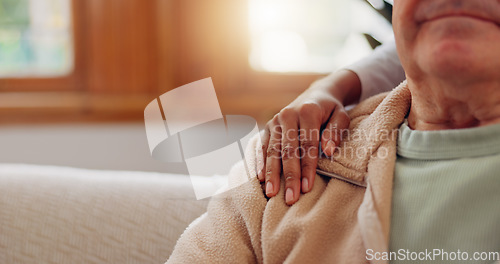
[{"xmin": 167, "ymin": 82, "xmax": 411, "ymax": 264}]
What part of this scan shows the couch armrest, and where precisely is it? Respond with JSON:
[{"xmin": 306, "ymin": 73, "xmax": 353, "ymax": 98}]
[{"xmin": 0, "ymin": 164, "xmax": 208, "ymax": 264}]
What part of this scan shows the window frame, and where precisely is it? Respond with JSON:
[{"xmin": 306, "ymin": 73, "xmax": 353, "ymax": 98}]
[{"xmin": 0, "ymin": 0, "xmax": 85, "ymax": 92}]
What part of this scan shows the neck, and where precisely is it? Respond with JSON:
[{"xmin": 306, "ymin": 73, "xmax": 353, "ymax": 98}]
[{"xmin": 407, "ymin": 78, "xmax": 500, "ymax": 130}]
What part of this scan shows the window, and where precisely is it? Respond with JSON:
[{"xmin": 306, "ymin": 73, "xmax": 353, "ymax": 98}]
[
  {"xmin": 248, "ymin": 0, "xmax": 393, "ymax": 73},
  {"xmin": 0, "ymin": 0, "xmax": 73, "ymax": 77}
]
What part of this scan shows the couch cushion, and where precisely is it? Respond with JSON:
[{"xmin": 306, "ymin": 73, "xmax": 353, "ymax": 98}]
[{"xmin": 0, "ymin": 164, "xmax": 209, "ymax": 264}]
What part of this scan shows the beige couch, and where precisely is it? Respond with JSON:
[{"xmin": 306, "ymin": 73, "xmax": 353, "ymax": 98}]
[{"xmin": 0, "ymin": 164, "xmax": 209, "ymax": 264}]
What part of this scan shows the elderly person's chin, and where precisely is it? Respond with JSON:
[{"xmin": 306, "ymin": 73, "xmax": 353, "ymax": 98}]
[
  {"xmin": 414, "ymin": 16, "xmax": 500, "ymax": 82},
  {"xmin": 394, "ymin": 0, "xmax": 500, "ymax": 130}
]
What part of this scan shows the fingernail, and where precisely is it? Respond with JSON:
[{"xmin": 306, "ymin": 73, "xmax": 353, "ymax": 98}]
[
  {"xmin": 326, "ymin": 140, "xmax": 336, "ymax": 151},
  {"xmin": 258, "ymin": 171, "xmax": 263, "ymax": 181},
  {"xmin": 286, "ymin": 188, "xmax": 294, "ymax": 204},
  {"xmin": 302, "ymin": 178, "xmax": 309, "ymax": 192},
  {"xmin": 266, "ymin": 182, "xmax": 273, "ymax": 195}
]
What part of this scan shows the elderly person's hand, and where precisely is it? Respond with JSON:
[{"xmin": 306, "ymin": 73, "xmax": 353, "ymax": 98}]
[{"xmin": 259, "ymin": 70, "xmax": 361, "ymax": 205}]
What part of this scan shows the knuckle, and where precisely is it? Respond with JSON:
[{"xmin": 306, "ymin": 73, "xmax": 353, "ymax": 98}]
[
  {"xmin": 260, "ymin": 135, "xmax": 269, "ymax": 146},
  {"xmin": 270, "ymin": 127, "xmax": 282, "ymax": 136},
  {"xmin": 300, "ymin": 141, "xmax": 318, "ymax": 159},
  {"xmin": 299, "ymin": 102, "xmax": 321, "ymax": 117},
  {"xmin": 278, "ymin": 107, "xmax": 297, "ymax": 121},
  {"xmin": 284, "ymin": 172, "xmax": 296, "ymax": 184},
  {"xmin": 300, "ymin": 139, "xmax": 317, "ymax": 150},
  {"xmin": 265, "ymin": 167, "xmax": 276, "ymax": 180},
  {"xmin": 261, "ymin": 144, "xmax": 267, "ymax": 153},
  {"xmin": 265, "ymin": 119, "xmax": 274, "ymax": 129},
  {"xmin": 272, "ymin": 114, "xmax": 280, "ymax": 124},
  {"xmin": 266, "ymin": 115, "xmax": 279, "ymax": 127},
  {"xmin": 267, "ymin": 117, "xmax": 282, "ymax": 131},
  {"xmin": 266, "ymin": 145, "xmax": 281, "ymax": 158},
  {"xmin": 270, "ymin": 122, "xmax": 282, "ymax": 134},
  {"xmin": 281, "ymin": 145, "xmax": 297, "ymax": 159}
]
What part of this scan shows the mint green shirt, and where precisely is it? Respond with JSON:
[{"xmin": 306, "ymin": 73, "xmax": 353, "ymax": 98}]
[{"xmin": 389, "ymin": 122, "xmax": 500, "ymax": 263}]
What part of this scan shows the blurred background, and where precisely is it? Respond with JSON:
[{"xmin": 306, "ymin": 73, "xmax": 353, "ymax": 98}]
[{"xmin": 0, "ymin": 0, "xmax": 393, "ymax": 173}]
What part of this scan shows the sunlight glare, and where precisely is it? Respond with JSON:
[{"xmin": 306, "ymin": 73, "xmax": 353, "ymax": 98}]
[{"xmin": 257, "ymin": 31, "xmax": 308, "ymax": 72}]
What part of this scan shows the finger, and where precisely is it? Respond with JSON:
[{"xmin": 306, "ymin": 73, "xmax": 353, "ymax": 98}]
[
  {"xmin": 258, "ymin": 126, "xmax": 271, "ymax": 181},
  {"xmin": 321, "ymin": 107, "xmax": 350, "ymax": 157},
  {"xmin": 298, "ymin": 104, "xmax": 321, "ymax": 194},
  {"xmin": 265, "ymin": 119, "xmax": 282, "ymax": 198},
  {"xmin": 279, "ymin": 110, "xmax": 301, "ymax": 205}
]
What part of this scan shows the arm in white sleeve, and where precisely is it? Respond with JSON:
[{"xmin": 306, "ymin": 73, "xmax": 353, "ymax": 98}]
[{"xmin": 345, "ymin": 40, "xmax": 406, "ymax": 101}]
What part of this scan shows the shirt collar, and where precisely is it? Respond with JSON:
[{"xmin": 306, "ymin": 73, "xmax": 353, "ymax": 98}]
[{"xmin": 397, "ymin": 121, "xmax": 500, "ymax": 160}]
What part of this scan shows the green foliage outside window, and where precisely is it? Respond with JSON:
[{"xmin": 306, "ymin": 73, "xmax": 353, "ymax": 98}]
[
  {"xmin": 0, "ymin": 0, "xmax": 73, "ymax": 78},
  {"xmin": 0, "ymin": 0, "xmax": 30, "ymax": 27}
]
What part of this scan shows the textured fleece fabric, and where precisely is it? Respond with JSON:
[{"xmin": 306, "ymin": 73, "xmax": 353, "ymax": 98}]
[{"xmin": 167, "ymin": 81, "xmax": 411, "ymax": 264}]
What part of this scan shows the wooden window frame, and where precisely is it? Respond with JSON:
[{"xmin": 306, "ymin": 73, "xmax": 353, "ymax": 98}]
[
  {"xmin": 0, "ymin": 0, "xmax": 169, "ymax": 123},
  {"xmin": 0, "ymin": 0, "xmax": 324, "ymax": 125},
  {"xmin": 0, "ymin": 0, "xmax": 86, "ymax": 92}
]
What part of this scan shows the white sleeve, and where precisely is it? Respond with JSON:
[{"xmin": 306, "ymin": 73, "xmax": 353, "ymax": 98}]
[{"xmin": 345, "ymin": 40, "xmax": 406, "ymax": 101}]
